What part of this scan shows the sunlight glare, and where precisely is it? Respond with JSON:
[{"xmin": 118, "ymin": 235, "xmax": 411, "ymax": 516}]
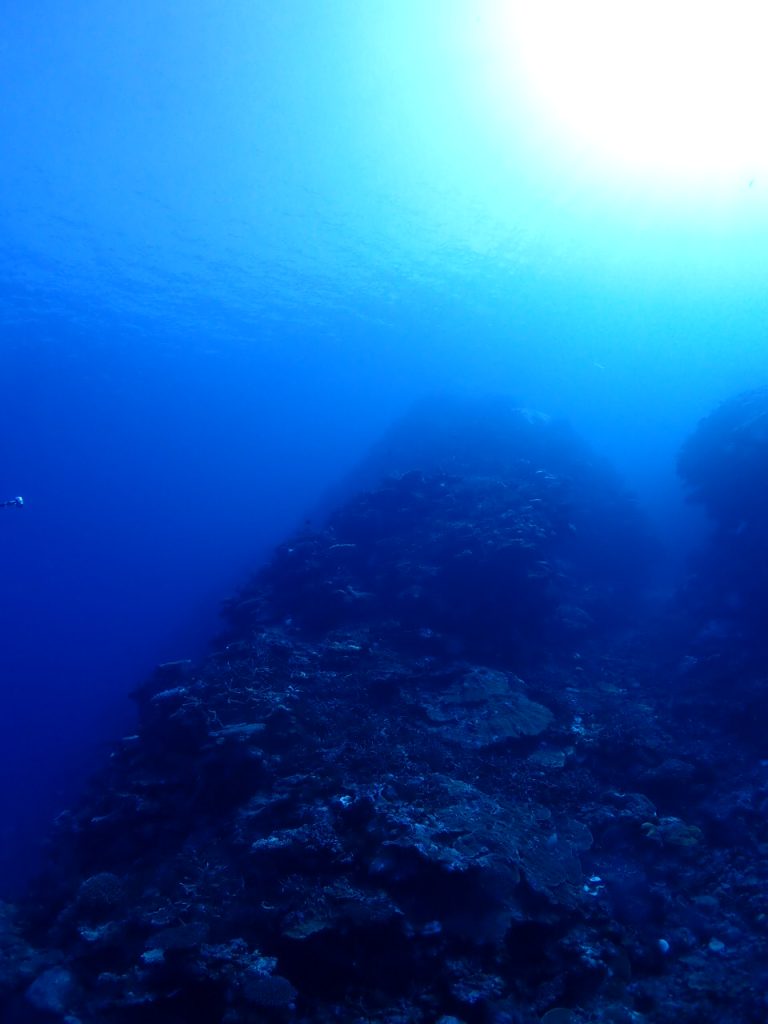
[{"xmin": 475, "ymin": 1, "xmax": 768, "ymax": 188}]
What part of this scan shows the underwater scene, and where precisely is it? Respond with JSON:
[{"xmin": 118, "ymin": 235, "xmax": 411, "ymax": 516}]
[{"xmin": 2, "ymin": 2, "xmax": 768, "ymax": 1022}]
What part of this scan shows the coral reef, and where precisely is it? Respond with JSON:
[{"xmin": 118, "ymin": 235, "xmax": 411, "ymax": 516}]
[{"xmin": 3, "ymin": 398, "xmax": 768, "ymax": 1024}]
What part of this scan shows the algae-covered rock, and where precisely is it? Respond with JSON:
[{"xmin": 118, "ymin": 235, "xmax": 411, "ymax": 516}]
[
  {"xmin": 417, "ymin": 666, "xmax": 553, "ymax": 749},
  {"xmin": 26, "ymin": 966, "xmax": 78, "ymax": 1015}
]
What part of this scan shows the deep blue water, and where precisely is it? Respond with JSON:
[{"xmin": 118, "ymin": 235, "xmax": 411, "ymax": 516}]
[{"xmin": 2, "ymin": 1, "xmax": 767, "ymax": 895}]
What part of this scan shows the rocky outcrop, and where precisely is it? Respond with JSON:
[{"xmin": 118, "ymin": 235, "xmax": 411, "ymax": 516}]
[
  {"xmin": 5, "ymin": 399, "xmax": 767, "ymax": 1024},
  {"xmin": 678, "ymin": 386, "xmax": 768, "ymax": 652}
]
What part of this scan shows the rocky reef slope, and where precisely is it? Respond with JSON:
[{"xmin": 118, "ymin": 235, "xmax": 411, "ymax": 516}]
[{"xmin": 3, "ymin": 398, "xmax": 768, "ymax": 1024}]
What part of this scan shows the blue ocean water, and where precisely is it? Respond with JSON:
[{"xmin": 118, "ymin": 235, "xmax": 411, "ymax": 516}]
[{"xmin": 1, "ymin": 0, "xmax": 767, "ymax": 902}]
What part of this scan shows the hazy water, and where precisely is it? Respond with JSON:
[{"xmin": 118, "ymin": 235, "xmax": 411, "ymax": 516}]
[{"xmin": 1, "ymin": 0, "xmax": 766, "ymax": 893}]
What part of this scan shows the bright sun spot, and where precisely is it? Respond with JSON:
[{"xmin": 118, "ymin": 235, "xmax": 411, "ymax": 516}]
[{"xmin": 473, "ymin": 0, "xmax": 768, "ymax": 189}]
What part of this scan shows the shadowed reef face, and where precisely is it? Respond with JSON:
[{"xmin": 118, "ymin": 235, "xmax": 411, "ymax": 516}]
[{"xmin": 677, "ymin": 386, "xmax": 768, "ymax": 652}]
